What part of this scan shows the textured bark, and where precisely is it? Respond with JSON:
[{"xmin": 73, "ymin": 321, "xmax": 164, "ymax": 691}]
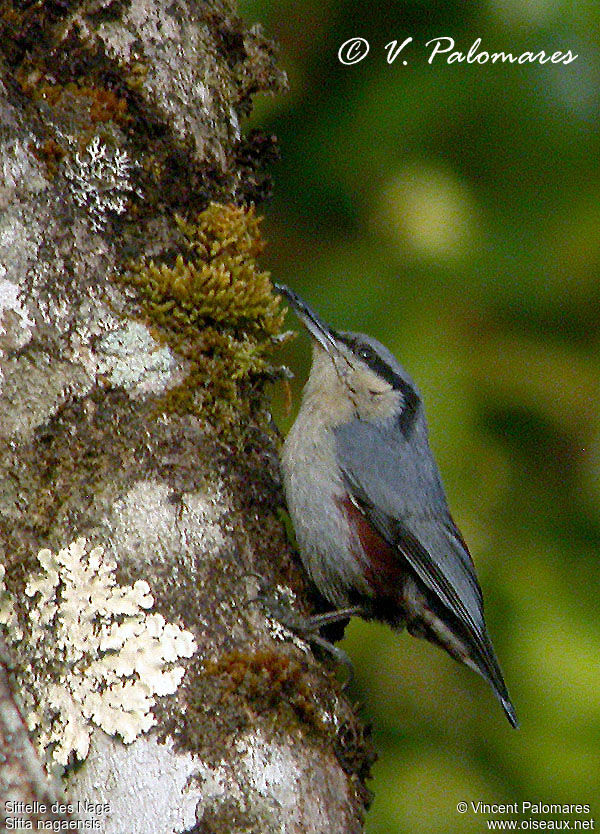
[
  {"xmin": 0, "ymin": 637, "xmax": 78, "ymax": 830},
  {"xmin": 0, "ymin": 2, "xmax": 373, "ymax": 833}
]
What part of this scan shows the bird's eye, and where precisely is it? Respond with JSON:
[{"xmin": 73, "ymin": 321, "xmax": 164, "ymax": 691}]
[{"xmin": 358, "ymin": 346, "xmax": 373, "ymax": 361}]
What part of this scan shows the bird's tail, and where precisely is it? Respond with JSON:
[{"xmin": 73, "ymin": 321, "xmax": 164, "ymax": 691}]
[
  {"xmin": 403, "ymin": 576, "xmax": 518, "ymax": 727},
  {"xmin": 470, "ymin": 632, "xmax": 519, "ymax": 729}
]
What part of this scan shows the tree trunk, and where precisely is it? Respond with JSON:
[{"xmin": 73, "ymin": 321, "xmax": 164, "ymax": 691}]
[{"xmin": 0, "ymin": 2, "xmax": 373, "ymax": 832}]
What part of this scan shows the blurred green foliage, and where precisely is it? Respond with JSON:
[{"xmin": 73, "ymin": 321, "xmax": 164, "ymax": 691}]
[{"xmin": 238, "ymin": 1, "xmax": 600, "ymax": 831}]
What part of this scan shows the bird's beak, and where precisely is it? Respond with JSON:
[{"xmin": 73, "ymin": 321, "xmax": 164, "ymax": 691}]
[{"xmin": 274, "ymin": 284, "xmax": 340, "ymax": 355}]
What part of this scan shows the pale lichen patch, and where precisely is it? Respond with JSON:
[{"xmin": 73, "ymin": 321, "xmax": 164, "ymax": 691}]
[
  {"xmin": 95, "ymin": 321, "xmax": 179, "ymax": 395},
  {"xmin": 0, "ymin": 537, "xmax": 197, "ymax": 768},
  {"xmin": 194, "ymin": 728, "xmax": 351, "ymax": 832},
  {"xmin": 63, "ymin": 135, "xmax": 140, "ymax": 232},
  {"xmin": 110, "ymin": 480, "xmax": 228, "ymax": 570},
  {"xmin": 0, "ymin": 353, "xmax": 94, "ymax": 441},
  {"xmin": 67, "ymin": 733, "xmax": 199, "ymax": 834},
  {"xmin": 0, "ymin": 207, "xmax": 42, "ymax": 328},
  {"xmin": 0, "ymin": 137, "xmax": 48, "ymax": 201},
  {"xmin": 0, "ymin": 278, "xmax": 34, "ymax": 350}
]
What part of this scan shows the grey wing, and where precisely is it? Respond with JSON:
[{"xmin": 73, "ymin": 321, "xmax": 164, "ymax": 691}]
[
  {"xmin": 335, "ymin": 416, "xmax": 518, "ymax": 727},
  {"xmin": 334, "ymin": 416, "xmax": 488, "ymax": 644}
]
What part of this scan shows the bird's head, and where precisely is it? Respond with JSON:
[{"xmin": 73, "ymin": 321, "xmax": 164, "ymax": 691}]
[{"xmin": 275, "ymin": 284, "xmax": 420, "ymax": 430}]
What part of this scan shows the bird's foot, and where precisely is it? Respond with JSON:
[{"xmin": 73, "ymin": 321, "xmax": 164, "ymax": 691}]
[
  {"xmin": 248, "ymin": 580, "xmax": 362, "ymax": 688},
  {"xmin": 279, "ymin": 605, "xmax": 364, "ymax": 688}
]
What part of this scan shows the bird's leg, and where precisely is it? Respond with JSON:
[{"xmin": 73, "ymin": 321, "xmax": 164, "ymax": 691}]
[
  {"xmin": 300, "ymin": 606, "xmax": 364, "ymax": 630},
  {"xmin": 275, "ymin": 605, "xmax": 365, "ymax": 688},
  {"xmin": 246, "ymin": 576, "xmax": 363, "ymax": 688},
  {"xmin": 282, "ymin": 613, "xmax": 357, "ymax": 688},
  {"xmin": 304, "ymin": 632, "xmax": 355, "ymax": 688}
]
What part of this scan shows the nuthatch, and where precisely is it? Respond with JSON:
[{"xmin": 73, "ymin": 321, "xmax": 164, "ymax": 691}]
[{"xmin": 275, "ymin": 284, "xmax": 518, "ymax": 728}]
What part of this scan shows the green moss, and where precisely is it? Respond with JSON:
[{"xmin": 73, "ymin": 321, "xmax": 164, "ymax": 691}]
[
  {"xmin": 203, "ymin": 648, "xmax": 330, "ymax": 734},
  {"xmin": 165, "ymin": 647, "xmax": 332, "ymax": 763},
  {"xmin": 30, "ymin": 137, "xmax": 66, "ymax": 178},
  {"xmin": 162, "ymin": 645, "xmax": 375, "ymax": 812},
  {"xmin": 116, "ymin": 202, "xmax": 288, "ymax": 434},
  {"xmin": 17, "ymin": 73, "xmax": 131, "ymax": 129}
]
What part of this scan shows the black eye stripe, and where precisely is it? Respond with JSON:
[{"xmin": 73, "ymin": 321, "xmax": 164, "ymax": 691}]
[
  {"xmin": 336, "ymin": 333, "xmax": 420, "ymax": 436},
  {"xmin": 337, "ymin": 334, "xmax": 402, "ymax": 388}
]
